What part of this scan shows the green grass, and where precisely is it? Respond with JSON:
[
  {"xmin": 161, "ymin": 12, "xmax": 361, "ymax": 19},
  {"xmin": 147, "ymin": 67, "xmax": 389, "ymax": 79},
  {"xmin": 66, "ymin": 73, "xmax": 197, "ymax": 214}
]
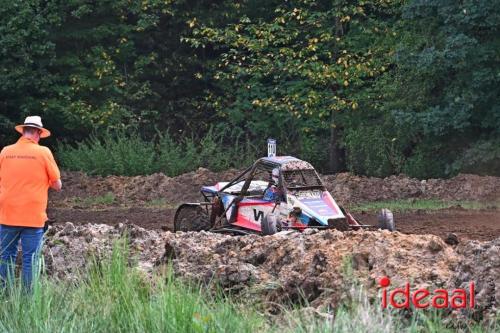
[
  {"xmin": 351, "ymin": 199, "xmax": 499, "ymax": 213},
  {"xmin": 0, "ymin": 241, "xmax": 266, "ymax": 333},
  {"xmin": 68, "ymin": 192, "xmax": 116, "ymax": 208},
  {"xmin": 145, "ymin": 198, "xmax": 177, "ymax": 209}
]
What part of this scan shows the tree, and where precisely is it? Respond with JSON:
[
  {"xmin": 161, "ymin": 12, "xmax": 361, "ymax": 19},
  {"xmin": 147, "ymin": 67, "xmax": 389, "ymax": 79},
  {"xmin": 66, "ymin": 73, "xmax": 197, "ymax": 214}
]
[
  {"xmin": 0, "ymin": 0, "xmax": 58, "ymax": 146},
  {"xmin": 0, "ymin": 0, "xmax": 230, "ymax": 146},
  {"xmin": 44, "ymin": 0, "xmax": 220, "ymax": 140},
  {"xmin": 186, "ymin": 0, "xmax": 403, "ymax": 172},
  {"xmin": 385, "ymin": 0, "xmax": 500, "ymax": 177}
]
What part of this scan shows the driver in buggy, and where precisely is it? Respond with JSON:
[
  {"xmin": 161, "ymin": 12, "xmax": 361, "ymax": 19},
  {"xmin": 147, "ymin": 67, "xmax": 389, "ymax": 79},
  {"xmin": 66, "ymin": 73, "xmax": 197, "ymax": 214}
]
[{"xmin": 263, "ymin": 168, "xmax": 283, "ymax": 202}]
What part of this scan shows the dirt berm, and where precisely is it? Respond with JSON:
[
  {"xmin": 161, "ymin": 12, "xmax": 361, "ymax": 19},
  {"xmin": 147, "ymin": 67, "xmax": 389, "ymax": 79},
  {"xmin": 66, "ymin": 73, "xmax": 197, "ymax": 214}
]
[
  {"xmin": 51, "ymin": 170, "xmax": 500, "ymax": 206},
  {"xmin": 44, "ymin": 223, "xmax": 499, "ymax": 321}
]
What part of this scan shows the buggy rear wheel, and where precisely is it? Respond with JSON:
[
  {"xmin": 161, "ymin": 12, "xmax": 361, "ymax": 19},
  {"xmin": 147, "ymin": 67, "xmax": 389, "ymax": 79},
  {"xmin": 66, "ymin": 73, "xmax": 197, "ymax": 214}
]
[
  {"xmin": 378, "ymin": 209, "xmax": 395, "ymax": 231},
  {"xmin": 174, "ymin": 204, "xmax": 211, "ymax": 232}
]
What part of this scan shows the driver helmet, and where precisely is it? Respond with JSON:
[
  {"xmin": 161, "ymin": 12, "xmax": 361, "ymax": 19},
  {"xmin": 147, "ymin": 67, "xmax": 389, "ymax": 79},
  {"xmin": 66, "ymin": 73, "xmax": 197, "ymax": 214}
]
[{"xmin": 271, "ymin": 168, "xmax": 280, "ymax": 184}]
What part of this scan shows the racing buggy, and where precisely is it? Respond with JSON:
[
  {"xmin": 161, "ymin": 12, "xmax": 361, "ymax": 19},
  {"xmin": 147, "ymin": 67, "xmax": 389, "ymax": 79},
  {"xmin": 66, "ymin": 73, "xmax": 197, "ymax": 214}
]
[{"xmin": 174, "ymin": 156, "xmax": 395, "ymax": 235}]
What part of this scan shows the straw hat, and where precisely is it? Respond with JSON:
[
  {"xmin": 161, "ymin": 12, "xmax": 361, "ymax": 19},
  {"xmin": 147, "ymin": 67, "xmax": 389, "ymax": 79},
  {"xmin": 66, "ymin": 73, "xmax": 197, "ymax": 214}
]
[{"xmin": 15, "ymin": 116, "xmax": 51, "ymax": 138}]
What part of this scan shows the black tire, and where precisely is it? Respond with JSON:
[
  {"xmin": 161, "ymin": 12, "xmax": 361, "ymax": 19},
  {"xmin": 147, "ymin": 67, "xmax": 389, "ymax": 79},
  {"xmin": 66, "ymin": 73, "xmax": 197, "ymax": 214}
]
[
  {"xmin": 262, "ymin": 213, "xmax": 278, "ymax": 235},
  {"xmin": 174, "ymin": 204, "xmax": 211, "ymax": 232},
  {"xmin": 377, "ymin": 208, "xmax": 395, "ymax": 231},
  {"xmin": 328, "ymin": 218, "xmax": 350, "ymax": 232}
]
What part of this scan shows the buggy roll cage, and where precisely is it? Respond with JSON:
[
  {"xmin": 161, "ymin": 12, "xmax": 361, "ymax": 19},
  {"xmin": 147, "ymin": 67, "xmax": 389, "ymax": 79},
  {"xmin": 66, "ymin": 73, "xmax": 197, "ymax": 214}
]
[{"xmin": 215, "ymin": 157, "xmax": 326, "ymax": 201}]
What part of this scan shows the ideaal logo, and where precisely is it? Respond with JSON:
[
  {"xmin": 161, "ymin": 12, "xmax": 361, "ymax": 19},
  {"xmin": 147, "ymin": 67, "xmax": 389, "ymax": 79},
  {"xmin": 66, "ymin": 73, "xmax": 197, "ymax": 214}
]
[{"xmin": 379, "ymin": 277, "xmax": 475, "ymax": 309}]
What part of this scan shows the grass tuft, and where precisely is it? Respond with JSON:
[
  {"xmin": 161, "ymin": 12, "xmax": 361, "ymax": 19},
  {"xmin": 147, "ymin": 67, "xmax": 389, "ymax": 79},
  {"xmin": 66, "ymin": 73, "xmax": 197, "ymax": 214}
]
[
  {"xmin": 68, "ymin": 192, "xmax": 116, "ymax": 208},
  {"xmin": 351, "ymin": 199, "xmax": 499, "ymax": 213}
]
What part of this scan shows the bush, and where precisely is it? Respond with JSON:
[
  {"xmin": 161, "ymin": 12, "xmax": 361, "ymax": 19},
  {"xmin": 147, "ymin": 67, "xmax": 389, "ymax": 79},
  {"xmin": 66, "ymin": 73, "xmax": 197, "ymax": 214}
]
[
  {"xmin": 58, "ymin": 131, "xmax": 156, "ymax": 176},
  {"xmin": 451, "ymin": 139, "xmax": 500, "ymax": 176},
  {"xmin": 294, "ymin": 133, "xmax": 330, "ymax": 172},
  {"xmin": 58, "ymin": 128, "xmax": 258, "ymax": 176},
  {"xmin": 197, "ymin": 127, "xmax": 257, "ymax": 172},
  {"xmin": 155, "ymin": 132, "xmax": 201, "ymax": 177},
  {"xmin": 344, "ymin": 125, "xmax": 406, "ymax": 178},
  {"xmin": 402, "ymin": 144, "xmax": 450, "ymax": 179}
]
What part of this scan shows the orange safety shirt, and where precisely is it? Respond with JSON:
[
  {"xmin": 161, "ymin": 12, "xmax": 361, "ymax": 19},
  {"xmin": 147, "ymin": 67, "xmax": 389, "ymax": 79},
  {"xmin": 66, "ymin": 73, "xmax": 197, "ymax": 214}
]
[{"xmin": 0, "ymin": 137, "xmax": 61, "ymax": 228}]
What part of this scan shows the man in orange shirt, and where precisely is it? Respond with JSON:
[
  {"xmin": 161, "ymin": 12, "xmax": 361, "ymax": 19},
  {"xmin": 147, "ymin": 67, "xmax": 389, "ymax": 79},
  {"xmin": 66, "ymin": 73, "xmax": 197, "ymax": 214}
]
[{"xmin": 0, "ymin": 116, "xmax": 62, "ymax": 289}]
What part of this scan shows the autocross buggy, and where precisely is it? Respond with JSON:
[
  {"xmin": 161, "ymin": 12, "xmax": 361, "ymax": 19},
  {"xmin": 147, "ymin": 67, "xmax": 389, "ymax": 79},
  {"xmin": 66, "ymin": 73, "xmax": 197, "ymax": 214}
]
[{"xmin": 174, "ymin": 156, "xmax": 395, "ymax": 235}]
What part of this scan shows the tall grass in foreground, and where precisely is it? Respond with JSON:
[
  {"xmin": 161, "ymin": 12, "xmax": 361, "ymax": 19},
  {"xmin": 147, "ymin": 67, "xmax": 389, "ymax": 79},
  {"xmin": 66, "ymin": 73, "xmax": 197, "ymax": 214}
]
[
  {"xmin": 57, "ymin": 128, "xmax": 257, "ymax": 176},
  {"xmin": 0, "ymin": 242, "xmax": 265, "ymax": 333}
]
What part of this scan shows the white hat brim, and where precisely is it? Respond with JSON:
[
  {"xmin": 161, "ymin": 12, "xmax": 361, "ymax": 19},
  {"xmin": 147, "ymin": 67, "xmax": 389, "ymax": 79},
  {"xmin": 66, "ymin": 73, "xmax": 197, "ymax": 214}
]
[{"xmin": 15, "ymin": 125, "xmax": 51, "ymax": 138}]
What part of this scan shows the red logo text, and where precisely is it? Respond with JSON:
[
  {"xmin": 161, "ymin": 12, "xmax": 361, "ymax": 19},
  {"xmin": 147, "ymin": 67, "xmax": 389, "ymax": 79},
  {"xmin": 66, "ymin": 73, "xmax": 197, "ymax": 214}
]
[{"xmin": 380, "ymin": 276, "xmax": 475, "ymax": 309}]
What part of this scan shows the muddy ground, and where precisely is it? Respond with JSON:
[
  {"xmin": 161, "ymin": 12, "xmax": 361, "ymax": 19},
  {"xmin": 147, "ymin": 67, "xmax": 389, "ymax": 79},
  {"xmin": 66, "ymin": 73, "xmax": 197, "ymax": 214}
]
[
  {"xmin": 48, "ymin": 170, "xmax": 500, "ymax": 241},
  {"xmin": 40, "ymin": 170, "xmax": 500, "ymax": 323},
  {"xmin": 44, "ymin": 223, "xmax": 500, "ymax": 322}
]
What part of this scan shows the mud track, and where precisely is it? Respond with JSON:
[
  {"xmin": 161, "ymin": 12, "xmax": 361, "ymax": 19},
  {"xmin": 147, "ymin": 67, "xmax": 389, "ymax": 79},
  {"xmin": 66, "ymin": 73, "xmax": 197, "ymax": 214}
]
[
  {"xmin": 360, "ymin": 209, "xmax": 499, "ymax": 241},
  {"xmin": 48, "ymin": 207, "xmax": 170, "ymax": 230},
  {"xmin": 48, "ymin": 207, "xmax": 500, "ymax": 241},
  {"xmin": 47, "ymin": 170, "xmax": 500, "ymax": 241},
  {"xmin": 41, "ymin": 170, "xmax": 500, "ymax": 324}
]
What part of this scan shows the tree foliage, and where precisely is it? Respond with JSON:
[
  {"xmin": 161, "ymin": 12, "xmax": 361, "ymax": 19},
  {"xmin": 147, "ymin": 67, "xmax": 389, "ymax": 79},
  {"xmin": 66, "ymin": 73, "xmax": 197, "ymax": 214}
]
[
  {"xmin": 385, "ymin": 0, "xmax": 500, "ymax": 177},
  {"xmin": 1, "ymin": 0, "xmax": 223, "ymax": 145},
  {"xmin": 185, "ymin": 0, "xmax": 404, "ymax": 171},
  {"xmin": 0, "ymin": 0, "xmax": 498, "ymax": 177}
]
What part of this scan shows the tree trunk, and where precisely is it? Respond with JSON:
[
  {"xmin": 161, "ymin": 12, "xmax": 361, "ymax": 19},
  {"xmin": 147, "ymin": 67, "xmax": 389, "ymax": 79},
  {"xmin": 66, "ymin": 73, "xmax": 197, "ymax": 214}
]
[
  {"xmin": 328, "ymin": 113, "xmax": 342, "ymax": 173},
  {"xmin": 328, "ymin": 17, "xmax": 347, "ymax": 174}
]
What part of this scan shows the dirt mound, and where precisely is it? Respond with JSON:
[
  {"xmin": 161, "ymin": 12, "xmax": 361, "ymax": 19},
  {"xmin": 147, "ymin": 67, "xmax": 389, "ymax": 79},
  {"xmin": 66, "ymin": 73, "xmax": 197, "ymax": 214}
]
[
  {"xmin": 53, "ymin": 170, "xmax": 500, "ymax": 208},
  {"xmin": 160, "ymin": 230, "xmax": 459, "ymax": 308},
  {"xmin": 450, "ymin": 238, "xmax": 500, "ymax": 321},
  {"xmin": 43, "ymin": 223, "xmax": 498, "ymax": 320},
  {"xmin": 323, "ymin": 173, "xmax": 500, "ymax": 204},
  {"xmin": 44, "ymin": 223, "xmax": 165, "ymax": 280},
  {"xmin": 50, "ymin": 169, "xmax": 241, "ymax": 207}
]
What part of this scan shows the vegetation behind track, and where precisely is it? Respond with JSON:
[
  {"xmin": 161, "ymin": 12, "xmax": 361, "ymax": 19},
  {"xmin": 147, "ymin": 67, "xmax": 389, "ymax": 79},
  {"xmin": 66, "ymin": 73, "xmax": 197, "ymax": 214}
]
[{"xmin": 0, "ymin": 0, "xmax": 498, "ymax": 178}]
